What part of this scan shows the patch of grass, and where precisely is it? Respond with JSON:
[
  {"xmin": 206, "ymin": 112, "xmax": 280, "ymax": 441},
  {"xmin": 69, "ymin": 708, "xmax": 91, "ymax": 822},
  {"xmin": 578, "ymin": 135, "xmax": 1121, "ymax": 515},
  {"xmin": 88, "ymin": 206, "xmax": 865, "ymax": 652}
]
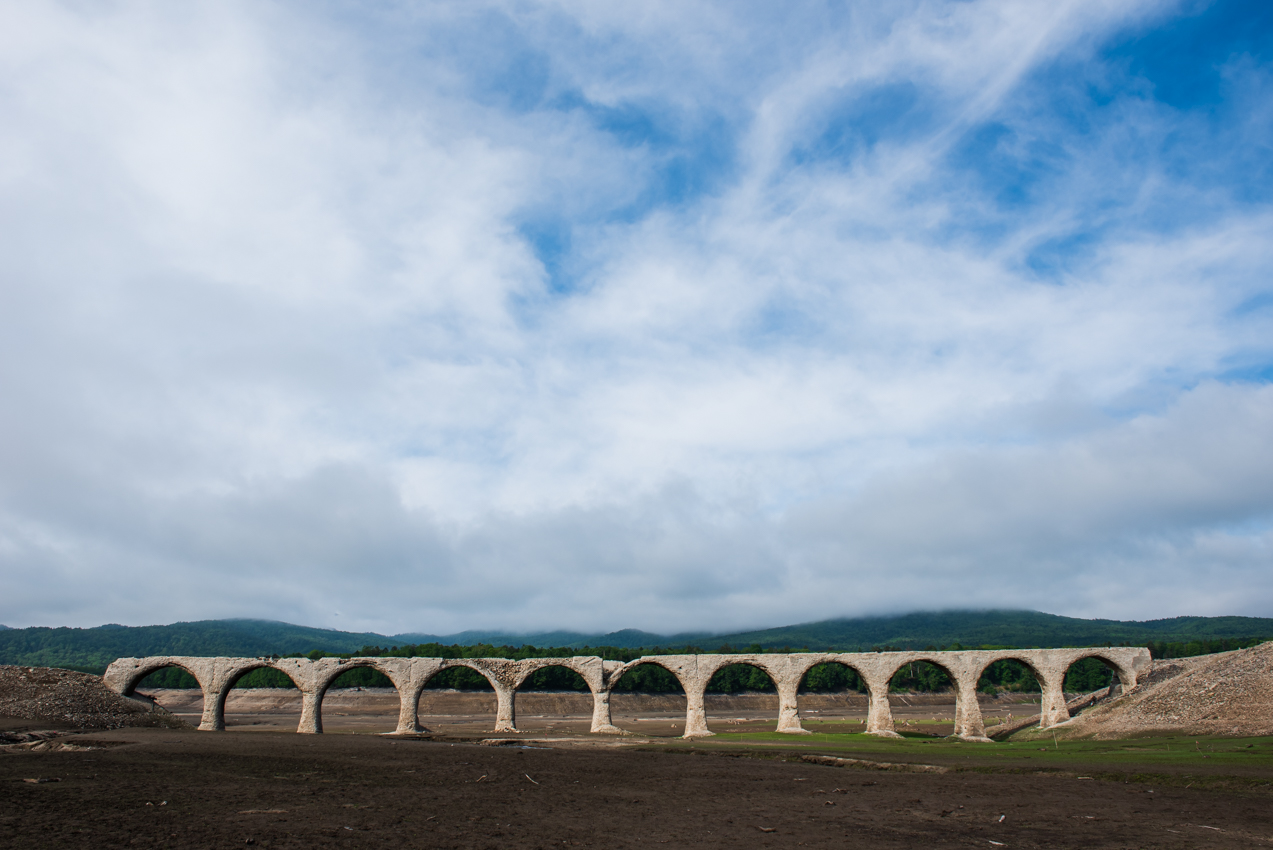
[{"xmin": 641, "ymin": 731, "xmax": 1273, "ymax": 782}]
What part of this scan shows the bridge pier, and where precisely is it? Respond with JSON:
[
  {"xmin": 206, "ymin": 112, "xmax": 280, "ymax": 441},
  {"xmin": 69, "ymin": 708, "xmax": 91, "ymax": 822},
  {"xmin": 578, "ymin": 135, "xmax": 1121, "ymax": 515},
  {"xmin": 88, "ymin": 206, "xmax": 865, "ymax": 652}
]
[
  {"xmin": 863, "ymin": 675, "xmax": 900, "ymax": 737},
  {"xmin": 776, "ymin": 678, "xmax": 809, "ymax": 734},
  {"xmin": 683, "ymin": 683, "xmax": 713, "ymax": 738},
  {"xmin": 201, "ymin": 686, "xmax": 227, "ymax": 732},
  {"xmin": 493, "ymin": 685, "xmax": 517, "ymax": 733},
  {"xmin": 394, "ymin": 686, "xmax": 426, "ymax": 735},
  {"xmin": 1040, "ymin": 669, "xmax": 1071, "ymax": 728},
  {"xmin": 590, "ymin": 689, "xmax": 624, "ymax": 734},
  {"xmin": 297, "ymin": 689, "xmax": 323, "ymax": 734},
  {"xmin": 952, "ymin": 676, "xmax": 989, "ymax": 741}
]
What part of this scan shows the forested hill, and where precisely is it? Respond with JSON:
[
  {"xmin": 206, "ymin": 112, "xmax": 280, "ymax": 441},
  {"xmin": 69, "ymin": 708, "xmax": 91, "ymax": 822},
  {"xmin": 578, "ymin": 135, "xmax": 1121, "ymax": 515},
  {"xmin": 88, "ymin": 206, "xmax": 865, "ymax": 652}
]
[
  {"xmin": 706, "ymin": 611, "xmax": 1273, "ymax": 650},
  {"xmin": 3, "ymin": 610, "xmax": 1273, "ymax": 672},
  {"xmin": 401, "ymin": 611, "xmax": 1273, "ymax": 652},
  {"xmin": 0, "ymin": 620, "xmax": 391, "ymax": 672}
]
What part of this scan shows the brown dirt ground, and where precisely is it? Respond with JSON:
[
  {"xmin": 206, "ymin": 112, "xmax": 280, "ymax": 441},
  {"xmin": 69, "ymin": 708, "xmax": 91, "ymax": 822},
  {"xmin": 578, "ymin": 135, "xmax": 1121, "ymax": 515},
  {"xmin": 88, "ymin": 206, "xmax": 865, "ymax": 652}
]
[
  {"xmin": 145, "ymin": 687, "xmax": 1047, "ymax": 738},
  {"xmin": 3, "ymin": 726, "xmax": 1273, "ymax": 849}
]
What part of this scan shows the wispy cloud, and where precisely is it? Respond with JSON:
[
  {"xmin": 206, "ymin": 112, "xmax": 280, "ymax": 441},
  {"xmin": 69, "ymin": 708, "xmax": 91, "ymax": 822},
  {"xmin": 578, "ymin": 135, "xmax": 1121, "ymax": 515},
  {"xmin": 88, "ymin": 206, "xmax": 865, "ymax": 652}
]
[{"xmin": 0, "ymin": 0, "xmax": 1270, "ymax": 633}]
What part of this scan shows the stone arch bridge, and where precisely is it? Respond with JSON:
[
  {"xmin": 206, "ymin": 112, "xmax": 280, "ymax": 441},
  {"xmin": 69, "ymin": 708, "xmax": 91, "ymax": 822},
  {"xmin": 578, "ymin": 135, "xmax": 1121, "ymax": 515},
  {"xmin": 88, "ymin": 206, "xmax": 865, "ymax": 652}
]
[{"xmin": 104, "ymin": 647, "xmax": 1149, "ymax": 742}]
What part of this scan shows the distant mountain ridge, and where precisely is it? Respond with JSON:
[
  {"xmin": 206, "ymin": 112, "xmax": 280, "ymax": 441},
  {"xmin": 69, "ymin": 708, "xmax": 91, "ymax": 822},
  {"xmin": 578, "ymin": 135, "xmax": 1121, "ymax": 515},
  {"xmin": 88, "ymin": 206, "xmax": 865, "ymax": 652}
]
[{"xmin": 2, "ymin": 610, "xmax": 1272, "ymax": 672}]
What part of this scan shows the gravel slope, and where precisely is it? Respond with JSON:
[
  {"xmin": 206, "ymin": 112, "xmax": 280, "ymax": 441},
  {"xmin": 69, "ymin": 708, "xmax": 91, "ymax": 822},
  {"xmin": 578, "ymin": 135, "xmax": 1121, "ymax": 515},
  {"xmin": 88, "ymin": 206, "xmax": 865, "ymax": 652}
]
[
  {"xmin": 1055, "ymin": 642, "xmax": 1273, "ymax": 739},
  {"xmin": 0, "ymin": 666, "xmax": 187, "ymax": 730}
]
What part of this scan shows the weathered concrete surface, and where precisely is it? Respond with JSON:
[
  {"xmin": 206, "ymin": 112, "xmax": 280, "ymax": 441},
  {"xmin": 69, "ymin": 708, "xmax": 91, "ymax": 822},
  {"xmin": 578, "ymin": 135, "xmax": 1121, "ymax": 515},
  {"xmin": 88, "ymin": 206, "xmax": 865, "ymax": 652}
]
[{"xmin": 104, "ymin": 647, "xmax": 1150, "ymax": 740}]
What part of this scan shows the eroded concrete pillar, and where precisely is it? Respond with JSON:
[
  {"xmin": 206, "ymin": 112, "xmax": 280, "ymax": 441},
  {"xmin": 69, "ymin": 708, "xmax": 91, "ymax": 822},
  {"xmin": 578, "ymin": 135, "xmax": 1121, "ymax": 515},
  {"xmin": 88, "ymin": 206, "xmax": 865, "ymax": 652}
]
[
  {"xmin": 683, "ymin": 683, "xmax": 712, "ymax": 738},
  {"xmin": 297, "ymin": 689, "xmax": 323, "ymax": 734},
  {"xmin": 494, "ymin": 686, "xmax": 517, "ymax": 733},
  {"xmin": 863, "ymin": 676, "xmax": 899, "ymax": 737},
  {"xmin": 201, "ymin": 686, "xmax": 228, "ymax": 732},
  {"xmin": 951, "ymin": 675, "xmax": 988, "ymax": 741},
  {"xmin": 775, "ymin": 678, "xmax": 808, "ymax": 734},
  {"xmin": 391, "ymin": 658, "xmax": 444, "ymax": 735},
  {"xmin": 590, "ymin": 689, "xmax": 623, "ymax": 734},
  {"xmin": 1039, "ymin": 670, "xmax": 1070, "ymax": 728},
  {"xmin": 395, "ymin": 686, "xmax": 426, "ymax": 735}
]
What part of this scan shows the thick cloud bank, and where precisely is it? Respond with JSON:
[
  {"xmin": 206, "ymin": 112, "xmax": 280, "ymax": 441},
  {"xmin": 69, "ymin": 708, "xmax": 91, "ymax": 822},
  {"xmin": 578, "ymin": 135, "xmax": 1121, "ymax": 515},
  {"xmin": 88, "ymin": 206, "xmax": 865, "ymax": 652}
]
[{"xmin": 1, "ymin": 1, "xmax": 1271, "ymax": 633}]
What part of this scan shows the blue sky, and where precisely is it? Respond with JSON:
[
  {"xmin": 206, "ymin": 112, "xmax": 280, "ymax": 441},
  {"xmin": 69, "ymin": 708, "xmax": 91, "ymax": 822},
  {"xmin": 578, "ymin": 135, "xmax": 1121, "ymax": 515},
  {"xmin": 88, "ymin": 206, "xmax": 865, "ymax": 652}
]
[{"xmin": 1, "ymin": 0, "xmax": 1271, "ymax": 634}]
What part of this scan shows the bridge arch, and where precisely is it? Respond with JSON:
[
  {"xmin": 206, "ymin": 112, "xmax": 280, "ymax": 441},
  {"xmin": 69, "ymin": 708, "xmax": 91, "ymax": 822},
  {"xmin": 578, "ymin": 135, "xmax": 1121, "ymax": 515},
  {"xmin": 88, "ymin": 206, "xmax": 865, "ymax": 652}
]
[
  {"xmin": 511, "ymin": 658, "xmax": 600, "ymax": 693},
  {"xmin": 973, "ymin": 654, "xmax": 1048, "ymax": 732},
  {"xmin": 884, "ymin": 655, "xmax": 961, "ymax": 737},
  {"xmin": 604, "ymin": 659, "xmax": 691, "ymax": 735},
  {"xmin": 705, "ymin": 660, "xmax": 778, "ymax": 693},
  {"xmin": 121, "ymin": 661, "xmax": 208, "ymax": 728},
  {"xmin": 507, "ymin": 659, "xmax": 601, "ymax": 733},
  {"xmin": 605, "ymin": 657, "xmax": 693, "ymax": 693},
  {"xmin": 404, "ymin": 658, "xmax": 512, "ymax": 733},
  {"xmin": 215, "ymin": 660, "xmax": 307, "ymax": 733},
  {"xmin": 702, "ymin": 659, "xmax": 780, "ymax": 735},
  {"xmin": 1063, "ymin": 650, "xmax": 1136, "ymax": 693},
  {"xmin": 434, "ymin": 658, "xmax": 502, "ymax": 687},
  {"xmin": 797, "ymin": 657, "xmax": 871, "ymax": 731},
  {"xmin": 311, "ymin": 658, "xmax": 404, "ymax": 734},
  {"xmin": 116, "ymin": 659, "xmax": 208, "ymax": 699},
  {"xmin": 974, "ymin": 654, "xmax": 1045, "ymax": 688},
  {"xmin": 103, "ymin": 657, "xmax": 223, "ymax": 730},
  {"xmin": 220, "ymin": 660, "xmax": 304, "ymax": 689},
  {"xmin": 315, "ymin": 658, "xmax": 401, "ymax": 693}
]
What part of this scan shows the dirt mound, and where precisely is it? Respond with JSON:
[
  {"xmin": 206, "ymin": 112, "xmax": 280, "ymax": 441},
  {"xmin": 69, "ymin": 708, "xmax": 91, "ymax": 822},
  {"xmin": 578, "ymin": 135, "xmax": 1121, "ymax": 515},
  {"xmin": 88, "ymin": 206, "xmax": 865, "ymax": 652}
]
[
  {"xmin": 0, "ymin": 666, "xmax": 188, "ymax": 730},
  {"xmin": 1051, "ymin": 642, "xmax": 1273, "ymax": 739}
]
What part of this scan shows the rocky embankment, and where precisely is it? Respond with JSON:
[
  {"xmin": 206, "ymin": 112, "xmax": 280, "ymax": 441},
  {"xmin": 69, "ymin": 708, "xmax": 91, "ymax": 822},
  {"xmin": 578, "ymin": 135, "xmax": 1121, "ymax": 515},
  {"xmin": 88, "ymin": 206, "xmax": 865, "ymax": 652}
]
[
  {"xmin": 1047, "ymin": 641, "xmax": 1273, "ymax": 739},
  {"xmin": 0, "ymin": 665, "xmax": 187, "ymax": 730}
]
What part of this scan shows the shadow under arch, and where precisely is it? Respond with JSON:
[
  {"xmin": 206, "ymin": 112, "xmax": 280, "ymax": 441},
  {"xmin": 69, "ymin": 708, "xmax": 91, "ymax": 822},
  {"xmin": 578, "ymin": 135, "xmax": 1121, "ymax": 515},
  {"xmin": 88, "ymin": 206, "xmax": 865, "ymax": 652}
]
[
  {"xmin": 798, "ymin": 659, "xmax": 871, "ymax": 731},
  {"xmin": 701, "ymin": 660, "xmax": 786, "ymax": 734},
  {"xmin": 119, "ymin": 661, "xmax": 203, "ymax": 692},
  {"xmin": 1063, "ymin": 652, "xmax": 1128, "ymax": 698},
  {"xmin": 975, "ymin": 656, "xmax": 1044, "ymax": 731},
  {"xmin": 706, "ymin": 661, "xmax": 777, "ymax": 693},
  {"xmin": 412, "ymin": 659, "xmax": 499, "ymax": 733},
  {"xmin": 124, "ymin": 660, "xmax": 202, "ymax": 696},
  {"xmin": 314, "ymin": 659, "xmax": 400, "ymax": 734},
  {"xmin": 126, "ymin": 662, "xmax": 207, "ymax": 724},
  {"xmin": 217, "ymin": 662, "xmax": 305, "ymax": 732},
  {"xmin": 885, "ymin": 656, "xmax": 958, "ymax": 738},
  {"xmin": 510, "ymin": 662, "xmax": 596, "ymax": 733},
  {"xmin": 606, "ymin": 661, "xmax": 687, "ymax": 736},
  {"xmin": 517, "ymin": 662, "xmax": 591, "ymax": 693}
]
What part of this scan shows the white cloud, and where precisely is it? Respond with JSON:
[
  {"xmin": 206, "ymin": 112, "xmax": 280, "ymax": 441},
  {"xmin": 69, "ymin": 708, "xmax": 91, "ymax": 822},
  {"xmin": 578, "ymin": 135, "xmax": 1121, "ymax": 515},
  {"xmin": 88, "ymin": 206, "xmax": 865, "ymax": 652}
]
[{"xmin": 0, "ymin": 0, "xmax": 1270, "ymax": 633}]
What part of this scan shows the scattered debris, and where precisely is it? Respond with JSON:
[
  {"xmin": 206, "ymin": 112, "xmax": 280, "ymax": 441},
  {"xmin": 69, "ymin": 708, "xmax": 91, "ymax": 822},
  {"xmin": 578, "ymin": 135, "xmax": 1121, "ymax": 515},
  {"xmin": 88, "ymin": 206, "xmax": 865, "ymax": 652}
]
[{"xmin": 800, "ymin": 754, "xmax": 948, "ymax": 774}]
